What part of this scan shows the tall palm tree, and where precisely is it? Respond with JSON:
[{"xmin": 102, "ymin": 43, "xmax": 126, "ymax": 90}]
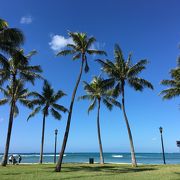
[
  {"xmin": 160, "ymin": 58, "xmax": 180, "ymax": 101},
  {"xmin": 0, "ymin": 80, "xmax": 33, "ymax": 165},
  {"xmin": 79, "ymin": 76, "xmax": 121, "ymax": 164},
  {"xmin": 1, "ymin": 49, "xmax": 42, "ymax": 166},
  {"xmin": 97, "ymin": 44, "xmax": 153, "ymax": 167},
  {"xmin": 27, "ymin": 80, "xmax": 68, "ymax": 164},
  {"xmin": 55, "ymin": 32, "xmax": 106, "ymax": 172},
  {"xmin": 0, "ymin": 18, "xmax": 24, "ymax": 58}
]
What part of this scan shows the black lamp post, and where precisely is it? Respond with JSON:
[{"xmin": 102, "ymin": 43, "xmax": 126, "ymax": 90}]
[
  {"xmin": 54, "ymin": 129, "xmax": 58, "ymax": 163},
  {"xmin": 159, "ymin": 127, "xmax": 166, "ymax": 164}
]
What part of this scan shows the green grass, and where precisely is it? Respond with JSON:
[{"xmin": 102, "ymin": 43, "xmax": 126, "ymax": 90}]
[{"xmin": 0, "ymin": 163, "xmax": 180, "ymax": 180}]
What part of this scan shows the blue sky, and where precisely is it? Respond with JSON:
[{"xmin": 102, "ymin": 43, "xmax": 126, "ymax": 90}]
[{"xmin": 0, "ymin": 0, "xmax": 179, "ymax": 153}]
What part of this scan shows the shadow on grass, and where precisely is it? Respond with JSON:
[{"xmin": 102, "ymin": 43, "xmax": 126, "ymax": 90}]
[
  {"xmin": 63, "ymin": 165, "xmax": 157, "ymax": 174},
  {"xmin": 43, "ymin": 164, "xmax": 157, "ymax": 174},
  {"xmin": 0, "ymin": 164, "xmax": 158, "ymax": 180},
  {"xmin": 3, "ymin": 172, "xmax": 33, "ymax": 176},
  {"xmin": 56, "ymin": 165, "xmax": 157, "ymax": 180}
]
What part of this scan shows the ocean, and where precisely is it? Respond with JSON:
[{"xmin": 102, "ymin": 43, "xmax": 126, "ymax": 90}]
[{"xmin": 1, "ymin": 153, "xmax": 180, "ymax": 164}]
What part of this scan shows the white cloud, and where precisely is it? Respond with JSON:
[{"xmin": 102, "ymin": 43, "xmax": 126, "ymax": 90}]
[
  {"xmin": 20, "ymin": 16, "xmax": 33, "ymax": 24},
  {"xmin": 49, "ymin": 35, "xmax": 73, "ymax": 53},
  {"xmin": 152, "ymin": 137, "xmax": 157, "ymax": 141}
]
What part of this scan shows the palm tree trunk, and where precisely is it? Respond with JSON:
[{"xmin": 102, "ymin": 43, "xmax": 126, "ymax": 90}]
[
  {"xmin": 55, "ymin": 59, "xmax": 84, "ymax": 172},
  {"xmin": 97, "ymin": 99, "xmax": 104, "ymax": 164},
  {"xmin": 39, "ymin": 113, "xmax": 46, "ymax": 164},
  {"xmin": 121, "ymin": 83, "xmax": 137, "ymax": 167},
  {"xmin": 1, "ymin": 101, "xmax": 15, "ymax": 166}
]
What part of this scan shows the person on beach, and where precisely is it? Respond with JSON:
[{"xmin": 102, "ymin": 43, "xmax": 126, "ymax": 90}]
[
  {"xmin": 8, "ymin": 155, "xmax": 13, "ymax": 164},
  {"xmin": 12, "ymin": 155, "xmax": 17, "ymax": 165},
  {"xmin": 18, "ymin": 155, "xmax": 22, "ymax": 164}
]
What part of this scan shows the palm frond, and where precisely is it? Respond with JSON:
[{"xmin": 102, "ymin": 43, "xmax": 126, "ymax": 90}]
[
  {"xmin": 102, "ymin": 99, "xmax": 113, "ymax": 111},
  {"xmin": 19, "ymin": 99, "xmax": 34, "ymax": 109},
  {"xmin": 13, "ymin": 104, "xmax": 19, "ymax": 118},
  {"xmin": 29, "ymin": 92, "xmax": 44, "ymax": 100},
  {"xmin": 26, "ymin": 50, "xmax": 37, "ymax": 59},
  {"xmin": 84, "ymin": 58, "xmax": 89, "ymax": 73},
  {"xmin": 114, "ymin": 44, "xmax": 124, "ymax": 63},
  {"xmin": 128, "ymin": 60, "xmax": 148, "ymax": 77},
  {"xmin": 128, "ymin": 77, "xmax": 154, "ymax": 91},
  {"xmin": 101, "ymin": 78, "xmax": 115, "ymax": 91},
  {"xmin": 160, "ymin": 88, "xmax": 180, "ymax": 100},
  {"xmin": 67, "ymin": 44, "xmax": 77, "ymax": 49},
  {"xmin": 87, "ymin": 50, "xmax": 107, "ymax": 56},
  {"xmin": 72, "ymin": 53, "xmax": 81, "ymax": 60},
  {"xmin": 105, "ymin": 97, "xmax": 121, "ymax": 109},
  {"xmin": 86, "ymin": 37, "xmax": 96, "ymax": 49},
  {"xmin": 51, "ymin": 108, "xmax": 62, "ymax": 120},
  {"xmin": 78, "ymin": 95, "xmax": 93, "ymax": 101},
  {"xmin": 0, "ymin": 98, "xmax": 8, "ymax": 106},
  {"xmin": 0, "ymin": 28, "xmax": 24, "ymax": 48},
  {"xmin": 27, "ymin": 106, "xmax": 41, "ymax": 121},
  {"xmin": 52, "ymin": 103, "xmax": 68, "ymax": 113},
  {"xmin": 56, "ymin": 49, "xmax": 75, "ymax": 56},
  {"xmin": 52, "ymin": 90, "xmax": 66, "ymax": 102},
  {"xmin": 83, "ymin": 81, "xmax": 96, "ymax": 94},
  {"xmin": 88, "ymin": 99, "xmax": 97, "ymax": 114},
  {"xmin": 161, "ymin": 79, "xmax": 176, "ymax": 86}
]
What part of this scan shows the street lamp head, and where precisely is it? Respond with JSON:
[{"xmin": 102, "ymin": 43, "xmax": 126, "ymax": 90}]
[
  {"xmin": 55, "ymin": 129, "xmax": 58, "ymax": 135},
  {"xmin": 159, "ymin": 127, "xmax": 163, "ymax": 133}
]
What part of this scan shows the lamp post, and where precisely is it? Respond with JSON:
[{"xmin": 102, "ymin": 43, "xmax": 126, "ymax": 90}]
[
  {"xmin": 54, "ymin": 129, "xmax": 58, "ymax": 163},
  {"xmin": 159, "ymin": 127, "xmax": 166, "ymax": 164}
]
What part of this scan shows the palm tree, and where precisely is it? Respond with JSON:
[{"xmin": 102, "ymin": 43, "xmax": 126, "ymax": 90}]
[
  {"xmin": 160, "ymin": 58, "xmax": 180, "ymax": 100},
  {"xmin": 1, "ymin": 49, "xmax": 42, "ymax": 166},
  {"xmin": 97, "ymin": 44, "xmax": 153, "ymax": 167},
  {"xmin": 0, "ymin": 18, "xmax": 24, "ymax": 58},
  {"xmin": 0, "ymin": 80, "xmax": 33, "ymax": 166},
  {"xmin": 27, "ymin": 80, "xmax": 68, "ymax": 164},
  {"xmin": 79, "ymin": 76, "xmax": 121, "ymax": 164},
  {"xmin": 55, "ymin": 32, "xmax": 106, "ymax": 172}
]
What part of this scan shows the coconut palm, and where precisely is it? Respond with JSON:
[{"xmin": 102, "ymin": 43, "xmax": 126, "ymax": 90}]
[
  {"xmin": 1, "ymin": 49, "xmax": 42, "ymax": 166},
  {"xmin": 55, "ymin": 32, "xmax": 106, "ymax": 172},
  {"xmin": 79, "ymin": 76, "xmax": 121, "ymax": 164},
  {"xmin": 0, "ymin": 80, "xmax": 33, "ymax": 166},
  {"xmin": 0, "ymin": 18, "xmax": 24, "ymax": 58},
  {"xmin": 97, "ymin": 44, "xmax": 153, "ymax": 167},
  {"xmin": 27, "ymin": 80, "xmax": 68, "ymax": 164},
  {"xmin": 160, "ymin": 58, "xmax": 180, "ymax": 100}
]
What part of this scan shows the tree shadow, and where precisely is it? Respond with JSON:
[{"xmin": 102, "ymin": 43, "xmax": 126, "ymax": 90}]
[
  {"xmin": 3, "ymin": 172, "xmax": 32, "ymax": 176},
  {"xmin": 63, "ymin": 165, "xmax": 157, "ymax": 174}
]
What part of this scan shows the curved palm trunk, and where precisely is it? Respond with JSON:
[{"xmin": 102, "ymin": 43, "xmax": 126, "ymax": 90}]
[
  {"xmin": 39, "ymin": 113, "xmax": 46, "ymax": 164},
  {"xmin": 1, "ymin": 101, "xmax": 15, "ymax": 166},
  {"xmin": 97, "ymin": 99, "xmax": 104, "ymax": 164},
  {"xmin": 121, "ymin": 84, "xmax": 137, "ymax": 167},
  {"xmin": 55, "ymin": 60, "xmax": 84, "ymax": 172}
]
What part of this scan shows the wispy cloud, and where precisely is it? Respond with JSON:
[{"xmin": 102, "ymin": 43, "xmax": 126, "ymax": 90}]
[
  {"xmin": 0, "ymin": 118, "xmax": 4, "ymax": 123},
  {"xmin": 49, "ymin": 35, "xmax": 73, "ymax": 53},
  {"xmin": 90, "ymin": 42, "xmax": 106, "ymax": 57},
  {"xmin": 20, "ymin": 15, "xmax": 33, "ymax": 24},
  {"xmin": 90, "ymin": 42, "xmax": 106, "ymax": 50},
  {"xmin": 152, "ymin": 137, "xmax": 157, "ymax": 141}
]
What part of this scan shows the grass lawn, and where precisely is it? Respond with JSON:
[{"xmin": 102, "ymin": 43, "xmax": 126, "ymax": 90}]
[{"xmin": 0, "ymin": 163, "xmax": 180, "ymax": 180}]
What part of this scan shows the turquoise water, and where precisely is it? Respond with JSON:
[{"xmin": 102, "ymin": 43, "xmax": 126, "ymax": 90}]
[{"xmin": 1, "ymin": 153, "xmax": 180, "ymax": 164}]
